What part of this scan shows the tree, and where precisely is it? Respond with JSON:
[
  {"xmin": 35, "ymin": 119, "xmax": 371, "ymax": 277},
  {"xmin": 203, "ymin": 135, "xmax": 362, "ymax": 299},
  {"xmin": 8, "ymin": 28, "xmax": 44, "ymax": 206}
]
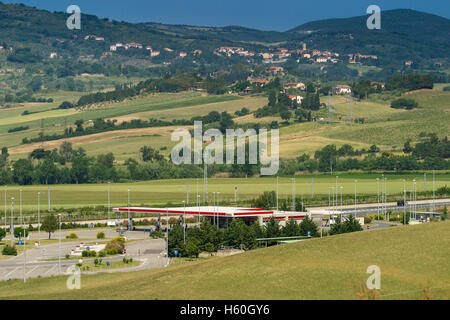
[
  {"xmin": 41, "ymin": 214, "xmax": 58, "ymax": 239},
  {"xmin": 140, "ymin": 146, "xmax": 163, "ymax": 162},
  {"xmin": 299, "ymin": 216, "xmax": 319, "ymax": 237},
  {"xmin": 74, "ymin": 119, "xmax": 84, "ymax": 132},
  {"xmin": 0, "ymin": 228, "xmax": 5, "ymax": 241},
  {"xmin": 59, "ymin": 141, "xmax": 74, "ymax": 162},
  {"xmin": 72, "ymin": 155, "xmax": 90, "ymax": 184},
  {"xmin": 268, "ymin": 90, "xmax": 277, "ymax": 107},
  {"xmin": 282, "ymin": 219, "xmax": 300, "ymax": 237},
  {"xmin": 251, "ymin": 191, "xmax": 276, "ymax": 210},
  {"xmin": 403, "ymin": 140, "xmax": 413, "ymax": 154},
  {"xmin": 264, "ymin": 217, "xmax": 281, "ymax": 245},
  {"xmin": 442, "ymin": 206, "xmax": 448, "ymax": 221},
  {"xmin": 168, "ymin": 224, "xmax": 185, "ymax": 257},
  {"xmin": 14, "ymin": 227, "xmax": 28, "ymax": 240},
  {"xmin": 280, "ymin": 110, "xmax": 292, "ymax": 122}
]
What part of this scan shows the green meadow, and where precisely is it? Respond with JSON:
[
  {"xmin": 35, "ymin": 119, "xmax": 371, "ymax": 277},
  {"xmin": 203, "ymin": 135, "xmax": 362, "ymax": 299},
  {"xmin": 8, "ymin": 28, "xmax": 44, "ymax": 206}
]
[
  {"xmin": 1, "ymin": 221, "xmax": 449, "ymax": 299},
  {"xmin": 1, "ymin": 173, "xmax": 448, "ymax": 211}
]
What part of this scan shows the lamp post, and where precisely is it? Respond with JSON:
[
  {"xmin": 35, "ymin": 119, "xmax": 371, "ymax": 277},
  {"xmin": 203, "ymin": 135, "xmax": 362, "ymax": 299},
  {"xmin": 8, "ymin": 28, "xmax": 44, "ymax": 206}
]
[
  {"xmin": 197, "ymin": 195, "xmax": 200, "ymax": 223},
  {"xmin": 217, "ymin": 192, "xmax": 220, "ymax": 228},
  {"xmin": 354, "ymin": 180, "xmax": 357, "ymax": 217},
  {"xmin": 340, "ymin": 186, "xmax": 343, "ymax": 221},
  {"xmin": 413, "ymin": 179, "xmax": 417, "ymax": 220},
  {"xmin": 376, "ymin": 178, "xmax": 380, "ymax": 221},
  {"xmin": 58, "ymin": 213, "xmax": 61, "ymax": 274},
  {"xmin": 292, "ymin": 176, "xmax": 296, "ymax": 211},
  {"xmin": 108, "ymin": 182, "xmax": 111, "ymax": 222},
  {"xmin": 182, "ymin": 201, "xmax": 186, "ymax": 244},
  {"xmin": 23, "ymin": 228, "xmax": 26, "ymax": 283},
  {"xmin": 276, "ymin": 176, "xmax": 279, "ymax": 211},
  {"xmin": 403, "ymin": 179, "xmax": 406, "ymax": 225},
  {"xmin": 213, "ymin": 192, "xmax": 216, "ymax": 227},
  {"xmin": 4, "ymin": 185, "xmax": 6, "ymax": 231},
  {"xmin": 10, "ymin": 197, "xmax": 14, "ymax": 246},
  {"xmin": 335, "ymin": 176, "xmax": 338, "ymax": 214},
  {"xmin": 20, "ymin": 189, "xmax": 22, "ymax": 228},
  {"xmin": 37, "ymin": 192, "xmax": 41, "ymax": 246},
  {"xmin": 127, "ymin": 189, "xmax": 130, "ymax": 230},
  {"xmin": 166, "ymin": 207, "xmax": 169, "ymax": 266},
  {"xmin": 381, "ymin": 174, "xmax": 384, "ymax": 217}
]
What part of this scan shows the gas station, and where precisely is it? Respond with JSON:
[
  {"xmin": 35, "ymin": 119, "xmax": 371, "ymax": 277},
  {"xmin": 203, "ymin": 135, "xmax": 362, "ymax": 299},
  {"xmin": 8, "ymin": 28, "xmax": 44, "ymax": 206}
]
[{"xmin": 112, "ymin": 206, "xmax": 308, "ymax": 230}]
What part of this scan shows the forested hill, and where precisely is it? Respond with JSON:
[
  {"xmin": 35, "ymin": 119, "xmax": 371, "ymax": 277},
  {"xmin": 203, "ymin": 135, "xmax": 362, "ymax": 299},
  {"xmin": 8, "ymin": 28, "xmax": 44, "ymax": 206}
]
[
  {"xmin": 289, "ymin": 9, "xmax": 450, "ymax": 45},
  {"xmin": 0, "ymin": 3, "xmax": 448, "ymax": 65}
]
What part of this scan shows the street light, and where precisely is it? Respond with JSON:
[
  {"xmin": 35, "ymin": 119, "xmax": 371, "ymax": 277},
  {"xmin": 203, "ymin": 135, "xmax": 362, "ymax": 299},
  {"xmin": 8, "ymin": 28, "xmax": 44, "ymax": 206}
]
[
  {"xmin": 20, "ymin": 189, "xmax": 22, "ymax": 228},
  {"xmin": 107, "ymin": 182, "xmax": 111, "ymax": 222},
  {"xmin": 212, "ymin": 192, "xmax": 216, "ymax": 226},
  {"xmin": 182, "ymin": 201, "xmax": 186, "ymax": 244},
  {"xmin": 376, "ymin": 178, "xmax": 380, "ymax": 221},
  {"xmin": 276, "ymin": 176, "xmax": 279, "ymax": 211},
  {"xmin": 4, "ymin": 185, "xmax": 6, "ymax": 231},
  {"xmin": 217, "ymin": 192, "xmax": 220, "ymax": 228},
  {"xmin": 166, "ymin": 207, "xmax": 169, "ymax": 266},
  {"xmin": 403, "ymin": 179, "xmax": 406, "ymax": 225},
  {"xmin": 58, "ymin": 214, "xmax": 62, "ymax": 274},
  {"xmin": 354, "ymin": 180, "xmax": 358, "ymax": 217},
  {"xmin": 197, "ymin": 195, "xmax": 200, "ymax": 223},
  {"xmin": 37, "ymin": 192, "xmax": 41, "ymax": 246},
  {"xmin": 10, "ymin": 197, "xmax": 14, "ymax": 246},
  {"xmin": 335, "ymin": 176, "xmax": 338, "ymax": 214},
  {"xmin": 127, "ymin": 189, "xmax": 130, "ymax": 230}
]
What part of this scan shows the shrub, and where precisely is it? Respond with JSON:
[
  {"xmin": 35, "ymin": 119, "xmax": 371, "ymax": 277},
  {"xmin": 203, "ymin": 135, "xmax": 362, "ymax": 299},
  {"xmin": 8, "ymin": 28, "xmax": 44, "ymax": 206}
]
[
  {"xmin": 443, "ymin": 86, "xmax": 450, "ymax": 92},
  {"xmin": 122, "ymin": 257, "xmax": 133, "ymax": 264},
  {"xmin": 65, "ymin": 254, "xmax": 70, "ymax": 259},
  {"xmin": 81, "ymin": 250, "xmax": 89, "ymax": 257},
  {"xmin": 2, "ymin": 245, "xmax": 18, "ymax": 256},
  {"xmin": 105, "ymin": 240, "xmax": 124, "ymax": 253},
  {"xmin": 391, "ymin": 98, "xmax": 418, "ymax": 110},
  {"xmin": 150, "ymin": 230, "xmax": 164, "ymax": 239},
  {"xmin": 105, "ymin": 248, "xmax": 119, "ymax": 255},
  {"xmin": 98, "ymin": 250, "xmax": 106, "ymax": 257},
  {"xmin": 364, "ymin": 216, "xmax": 372, "ymax": 224},
  {"xmin": 96, "ymin": 232, "xmax": 105, "ymax": 239},
  {"xmin": 66, "ymin": 233, "xmax": 78, "ymax": 239},
  {"xmin": 89, "ymin": 251, "xmax": 97, "ymax": 257},
  {"xmin": 111, "ymin": 237, "xmax": 125, "ymax": 244}
]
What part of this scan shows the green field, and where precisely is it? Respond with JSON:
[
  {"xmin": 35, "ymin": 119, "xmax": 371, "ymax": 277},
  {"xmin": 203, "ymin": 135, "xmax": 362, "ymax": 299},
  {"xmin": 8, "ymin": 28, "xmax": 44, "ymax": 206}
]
[
  {"xmin": 1, "ymin": 173, "xmax": 448, "ymax": 211},
  {"xmin": 1, "ymin": 221, "xmax": 449, "ymax": 299},
  {"xmin": 3, "ymin": 87, "xmax": 450, "ymax": 160}
]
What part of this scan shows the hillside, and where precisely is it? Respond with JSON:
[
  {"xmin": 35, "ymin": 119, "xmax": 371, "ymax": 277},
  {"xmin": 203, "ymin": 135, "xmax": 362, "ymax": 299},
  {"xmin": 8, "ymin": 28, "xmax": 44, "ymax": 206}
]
[
  {"xmin": 289, "ymin": 9, "xmax": 450, "ymax": 63},
  {"xmin": 290, "ymin": 9, "xmax": 450, "ymax": 45},
  {"xmin": 0, "ymin": 3, "xmax": 448, "ymax": 63},
  {"xmin": 1, "ymin": 221, "xmax": 449, "ymax": 299}
]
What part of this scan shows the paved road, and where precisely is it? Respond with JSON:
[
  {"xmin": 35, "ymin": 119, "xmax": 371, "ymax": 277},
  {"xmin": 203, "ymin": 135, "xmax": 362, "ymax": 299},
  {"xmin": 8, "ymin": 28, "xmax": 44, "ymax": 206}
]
[
  {"xmin": 308, "ymin": 198, "xmax": 450, "ymax": 215},
  {"xmin": 0, "ymin": 230, "xmax": 166, "ymax": 281}
]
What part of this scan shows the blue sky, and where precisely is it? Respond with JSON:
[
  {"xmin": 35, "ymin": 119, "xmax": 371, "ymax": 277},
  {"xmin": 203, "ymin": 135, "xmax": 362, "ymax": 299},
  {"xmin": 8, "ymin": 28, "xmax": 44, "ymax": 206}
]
[{"xmin": 2, "ymin": 0, "xmax": 449, "ymax": 31}]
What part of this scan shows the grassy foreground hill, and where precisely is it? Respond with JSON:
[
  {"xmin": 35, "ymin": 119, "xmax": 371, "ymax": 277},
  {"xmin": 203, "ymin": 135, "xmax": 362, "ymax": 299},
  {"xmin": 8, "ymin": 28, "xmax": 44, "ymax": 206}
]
[{"xmin": 1, "ymin": 221, "xmax": 449, "ymax": 299}]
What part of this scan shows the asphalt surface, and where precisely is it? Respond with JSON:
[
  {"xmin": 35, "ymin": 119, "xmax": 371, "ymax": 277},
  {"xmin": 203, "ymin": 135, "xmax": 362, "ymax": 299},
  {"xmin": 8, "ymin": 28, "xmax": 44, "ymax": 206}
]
[{"xmin": 0, "ymin": 229, "xmax": 166, "ymax": 281}]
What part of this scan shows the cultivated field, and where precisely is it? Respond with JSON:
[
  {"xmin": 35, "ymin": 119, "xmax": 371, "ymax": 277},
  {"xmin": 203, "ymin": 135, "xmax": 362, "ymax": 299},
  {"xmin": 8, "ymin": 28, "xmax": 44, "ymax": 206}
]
[
  {"xmin": 1, "ymin": 221, "xmax": 449, "ymax": 299},
  {"xmin": 1, "ymin": 173, "xmax": 448, "ymax": 210},
  {"xmin": 3, "ymin": 87, "xmax": 450, "ymax": 160}
]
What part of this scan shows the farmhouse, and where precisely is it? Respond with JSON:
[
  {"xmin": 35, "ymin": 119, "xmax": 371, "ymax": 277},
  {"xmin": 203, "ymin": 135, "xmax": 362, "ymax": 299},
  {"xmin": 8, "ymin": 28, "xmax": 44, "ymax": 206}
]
[
  {"xmin": 125, "ymin": 43, "xmax": 143, "ymax": 49},
  {"xmin": 284, "ymin": 82, "xmax": 305, "ymax": 90},
  {"xmin": 289, "ymin": 95, "xmax": 304, "ymax": 105},
  {"xmin": 334, "ymin": 84, "xmax": 352, "ymax": 95}
]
